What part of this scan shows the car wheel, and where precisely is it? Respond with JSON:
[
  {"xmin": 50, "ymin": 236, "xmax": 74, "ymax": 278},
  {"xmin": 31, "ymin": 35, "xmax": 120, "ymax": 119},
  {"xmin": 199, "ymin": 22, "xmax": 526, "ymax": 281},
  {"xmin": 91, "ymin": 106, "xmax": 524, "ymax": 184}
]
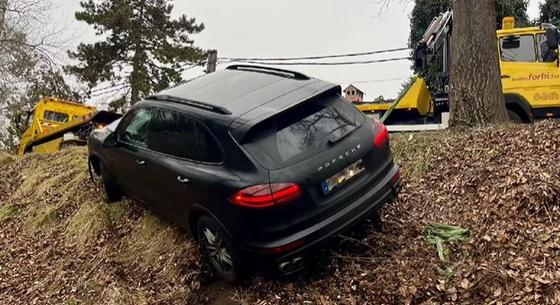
[
  {"xmin": 100, "ymin": 162, "xmax": 122, "ymax": 202},
  {"xmin": 197, "ymin": 216, "xmax": 243, "ymax": 283},
  {"xmin": 507, "ymin": 109, "xmax": 523, "ymax": 124}
]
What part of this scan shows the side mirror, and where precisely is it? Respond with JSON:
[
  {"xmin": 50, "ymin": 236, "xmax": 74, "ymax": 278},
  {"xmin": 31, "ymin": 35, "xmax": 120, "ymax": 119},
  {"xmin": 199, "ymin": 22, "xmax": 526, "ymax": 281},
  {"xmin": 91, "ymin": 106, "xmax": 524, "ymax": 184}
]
[
  {"xmin": 546, "ymin": 28, "xmax": 559, "ymax": 49},
  {"xmin": 413, "ymin": 43, "xmax": 427, "ymax": 74},
  {"xmin": 502, "ymin": 35, "xmax": 521, "ymax": 49},
  {"xmin": 103, "ymin": 132, "xmax": 118, "ymax": 148}
]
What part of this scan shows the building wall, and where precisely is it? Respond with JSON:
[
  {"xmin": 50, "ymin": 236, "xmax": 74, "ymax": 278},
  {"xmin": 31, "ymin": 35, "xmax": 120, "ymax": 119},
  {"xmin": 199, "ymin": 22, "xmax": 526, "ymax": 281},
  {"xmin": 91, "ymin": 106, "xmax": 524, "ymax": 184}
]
[{"xmin": 344, "ymin": 88, "xmax": 364, "ymax": 103}]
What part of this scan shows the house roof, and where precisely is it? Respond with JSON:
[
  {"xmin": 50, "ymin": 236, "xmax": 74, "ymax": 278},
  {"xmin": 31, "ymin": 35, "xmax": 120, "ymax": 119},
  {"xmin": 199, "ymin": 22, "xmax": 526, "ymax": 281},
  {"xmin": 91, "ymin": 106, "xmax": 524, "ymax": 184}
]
[{"xmin": 343, "ymin": 84, "xmax": 364, "ymax": 94}]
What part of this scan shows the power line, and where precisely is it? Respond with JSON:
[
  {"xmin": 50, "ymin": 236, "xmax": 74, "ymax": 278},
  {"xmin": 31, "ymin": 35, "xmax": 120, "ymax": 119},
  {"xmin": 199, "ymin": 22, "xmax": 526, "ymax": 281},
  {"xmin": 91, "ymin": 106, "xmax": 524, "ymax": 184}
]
[
  {"xmin": 90, "ymin": 85, "xmax": 129, "ymax": 98},
  {"xmin": 343, "ymin": 77, "xmax": 410, "ymax": 84},
  {"xmin": 219, "ymin": 47, "xmax": 409, "ymax": 62},
  {"xmin": 90, "ymin": 82, "xmax": 129, "ymax": 94},
  {"xmin": 88, "ymin": 61, "xmax": 205, "ymax": 95},
  {"xmin": 178, "ymin": 60, "xmax": 207, "ymax": 72},
  {"xmin": 228, "ymin": 56, "xmax": 411, "ymax": 66}
]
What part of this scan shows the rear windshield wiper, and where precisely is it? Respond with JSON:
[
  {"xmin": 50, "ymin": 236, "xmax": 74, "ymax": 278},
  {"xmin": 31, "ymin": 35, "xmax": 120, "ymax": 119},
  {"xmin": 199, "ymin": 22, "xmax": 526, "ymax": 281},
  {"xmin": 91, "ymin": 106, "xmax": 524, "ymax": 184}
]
[{"xmin": 327, "ymin": 126, "xmax": 356, "ymax": 145}]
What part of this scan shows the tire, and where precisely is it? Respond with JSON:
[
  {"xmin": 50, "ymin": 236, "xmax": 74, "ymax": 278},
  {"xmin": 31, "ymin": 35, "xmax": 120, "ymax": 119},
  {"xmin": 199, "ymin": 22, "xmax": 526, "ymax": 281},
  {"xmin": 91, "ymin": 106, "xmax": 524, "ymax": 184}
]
[
  {"xmin": 197, "ymin": 216, "xmax": 243, "ymax": 283},
  {"xmin": 507, "ymin": 109, "xmax": 523, "ymax": 124},
  {"xmin": 100, "ymin": 162, "xmax": 122, "ymax": 202}
]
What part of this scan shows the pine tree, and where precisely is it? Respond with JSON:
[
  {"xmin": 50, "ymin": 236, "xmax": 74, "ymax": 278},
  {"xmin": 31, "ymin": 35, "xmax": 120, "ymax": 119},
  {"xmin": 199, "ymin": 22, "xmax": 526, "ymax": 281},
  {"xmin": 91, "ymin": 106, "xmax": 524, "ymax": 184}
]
[
  {"xmin": 539, "ymin": 0, "xmax": 560, "ymax": 27},
  {"xmin": 66, "ymin": 0, "xmax": 205, "ymax": 105}
]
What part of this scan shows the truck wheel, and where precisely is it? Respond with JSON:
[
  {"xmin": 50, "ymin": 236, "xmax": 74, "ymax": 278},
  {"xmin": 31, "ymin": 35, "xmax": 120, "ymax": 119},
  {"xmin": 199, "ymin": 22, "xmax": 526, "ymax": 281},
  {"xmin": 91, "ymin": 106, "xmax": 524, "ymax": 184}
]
[
  {"xmin": 197, "ymin": 216, "xmax": 243, "ymax": 283},
  {"xmin": 507, "ymin": 109, "xmax": 523, "ymax": 123},
  {"xmin": 100, "ymin": 162, "xmax": 122, "ymax": 202}
]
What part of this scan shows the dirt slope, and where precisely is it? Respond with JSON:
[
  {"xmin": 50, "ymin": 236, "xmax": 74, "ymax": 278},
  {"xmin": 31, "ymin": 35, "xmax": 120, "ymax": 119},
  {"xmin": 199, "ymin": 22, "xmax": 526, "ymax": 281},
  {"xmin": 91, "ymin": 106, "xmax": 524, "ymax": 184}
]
[{"xmin": 1, "ymin": 121, "xmax": 559, "ymax": 305}]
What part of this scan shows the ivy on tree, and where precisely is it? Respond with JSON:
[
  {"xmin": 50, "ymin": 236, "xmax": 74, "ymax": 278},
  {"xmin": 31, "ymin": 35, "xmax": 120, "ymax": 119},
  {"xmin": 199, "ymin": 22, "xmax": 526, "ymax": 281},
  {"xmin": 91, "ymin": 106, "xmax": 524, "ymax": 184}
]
[{"xmin": 66, "ymin": 0, "xmax": 206, "ymax": 105}]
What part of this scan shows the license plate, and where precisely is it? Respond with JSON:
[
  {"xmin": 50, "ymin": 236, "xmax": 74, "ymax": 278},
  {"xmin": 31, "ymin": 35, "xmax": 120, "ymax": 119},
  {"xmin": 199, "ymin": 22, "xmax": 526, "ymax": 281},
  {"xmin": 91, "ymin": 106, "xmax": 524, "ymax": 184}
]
[{"xmin": 321, "ymin": 160, "xmax": 365, "ymax": 194}]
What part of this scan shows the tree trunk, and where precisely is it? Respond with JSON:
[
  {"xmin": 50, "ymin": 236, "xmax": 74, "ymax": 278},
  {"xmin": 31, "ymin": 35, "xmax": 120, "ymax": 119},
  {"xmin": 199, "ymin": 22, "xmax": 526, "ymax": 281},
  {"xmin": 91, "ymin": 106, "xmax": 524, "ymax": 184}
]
[
  {"xmin": 130, "ymin": 52, "xmax": 142, "ymax": 104},
  {"xmin": 449, "ymin": 0, "xmax": 509, "ymax": 128},
  {"xmin": 130, "ymin": 0, "xmax": 145, "ymax": 105},
  {"xmin": 0, "ymin": 0, "xmax": 7, "ymax": 38}
]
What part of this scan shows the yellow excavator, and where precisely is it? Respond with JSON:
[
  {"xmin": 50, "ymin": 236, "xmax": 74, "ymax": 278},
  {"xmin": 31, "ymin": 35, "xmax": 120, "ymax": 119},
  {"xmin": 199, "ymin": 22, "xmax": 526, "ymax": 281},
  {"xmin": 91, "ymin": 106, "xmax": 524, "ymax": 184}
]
[
  {"xmin": 357, "ymin": 13, "xmax": 560, "ymax": 130},
  {"xmin": 17, "ymin": 97, "xmax": 121, "ymax": 155}
]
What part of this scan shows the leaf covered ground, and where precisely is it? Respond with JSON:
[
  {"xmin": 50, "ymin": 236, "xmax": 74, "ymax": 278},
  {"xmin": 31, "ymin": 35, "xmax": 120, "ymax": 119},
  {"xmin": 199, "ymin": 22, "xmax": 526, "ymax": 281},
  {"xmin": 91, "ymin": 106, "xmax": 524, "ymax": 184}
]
[{"xmin": 0, "ymin": 121, "xmax": 559, "ymax": 305}]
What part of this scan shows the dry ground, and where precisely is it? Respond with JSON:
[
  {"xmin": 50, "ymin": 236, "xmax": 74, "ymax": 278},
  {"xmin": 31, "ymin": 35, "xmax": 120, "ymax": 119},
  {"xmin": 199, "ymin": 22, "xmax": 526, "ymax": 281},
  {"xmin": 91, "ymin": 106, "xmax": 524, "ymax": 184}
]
[{"xmin": 0, "ymin": 121, "xmax": 559, "ymax": 305}]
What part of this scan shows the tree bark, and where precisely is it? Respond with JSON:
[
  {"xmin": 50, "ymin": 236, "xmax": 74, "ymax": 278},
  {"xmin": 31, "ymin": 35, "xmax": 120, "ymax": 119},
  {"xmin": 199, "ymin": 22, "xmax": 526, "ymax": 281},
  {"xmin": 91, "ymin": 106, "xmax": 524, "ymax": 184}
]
[
  {"xmin": 130, "ymin": 0, "xmax": 145, "ymax": 105},
  {"xmin": 0, "ymin": 0, "xmax": 7, "ymax": 38},
  {"xmin": 449, "ymin": 0, "xmax": 509, "ymax": 128}
]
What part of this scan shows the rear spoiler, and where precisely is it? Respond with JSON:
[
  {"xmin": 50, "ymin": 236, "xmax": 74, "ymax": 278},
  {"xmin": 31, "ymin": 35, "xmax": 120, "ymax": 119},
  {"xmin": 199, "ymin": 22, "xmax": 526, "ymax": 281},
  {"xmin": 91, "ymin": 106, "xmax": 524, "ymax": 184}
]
[
  {"xmin": 92, "ymin": 110, "xmax": 123, "ymax": 125},
  {"xmin": 230, "ymin": 83, "xmax": 341, "ymax": 143}
]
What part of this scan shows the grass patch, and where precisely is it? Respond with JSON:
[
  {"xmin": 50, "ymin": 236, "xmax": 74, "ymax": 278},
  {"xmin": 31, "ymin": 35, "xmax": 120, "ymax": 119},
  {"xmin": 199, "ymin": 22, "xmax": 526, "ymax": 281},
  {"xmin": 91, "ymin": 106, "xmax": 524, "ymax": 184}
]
[
  {"xmin": 14, "ymin": 148, "xmax": 89, "ymax": 200},
  {"xmin": 66, "ymin": 202, "xmax": 126, "ymax": 247},
  {"xmin": 99, "ymin": 285, "xmax": 148, "ymax": 305},
  {"xmin": 0, "ymin": 205, "xmax": 19, "ymax": 222},
  {"xmin": 391, "ymin": 131, "xmax": 448, "ymax": 179},
  {"xmin": 25, "ymin": 205, "xmax": 65, "ymax": 231},
  {"xmin": 126, "ymin": 213, "xmax": 195, "ymax": 279},
  {"xmin": 0, "ymin": 152, "xmax": 15, "ymax": 168}
]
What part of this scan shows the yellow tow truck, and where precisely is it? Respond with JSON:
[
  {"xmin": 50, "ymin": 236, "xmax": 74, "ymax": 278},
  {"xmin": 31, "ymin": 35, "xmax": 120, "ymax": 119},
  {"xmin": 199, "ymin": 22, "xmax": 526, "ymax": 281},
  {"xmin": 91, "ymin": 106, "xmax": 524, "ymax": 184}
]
[
  {"xmin": 357, "ymin": 13, "xmax": 560, "ymax": 129},
  {"xmin": 17, "ymin": 97, "xmax": 121, "ymax": 155}
]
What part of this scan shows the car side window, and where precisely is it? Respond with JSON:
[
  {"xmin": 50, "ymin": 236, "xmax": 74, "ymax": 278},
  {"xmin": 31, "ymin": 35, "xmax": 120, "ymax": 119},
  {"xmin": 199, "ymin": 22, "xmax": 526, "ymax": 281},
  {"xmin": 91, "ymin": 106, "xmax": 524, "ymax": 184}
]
[
  {"xmin": 43, "ymin": 110, "xmax": 69, "ymax": 123},
  {"xmin": 195, "ymin": 121, "xmax": 223, "ymax": 163},
  {"xmin": 500, "ymin": 35, "xmax": 536, "ymax": 62},
  {"xmin": 118, "ymin": 109, "xmax": 153, "ymax": 149},
  {"xmin": 148, "ymin": 109, "xmax": 223, "ymax": 163}
]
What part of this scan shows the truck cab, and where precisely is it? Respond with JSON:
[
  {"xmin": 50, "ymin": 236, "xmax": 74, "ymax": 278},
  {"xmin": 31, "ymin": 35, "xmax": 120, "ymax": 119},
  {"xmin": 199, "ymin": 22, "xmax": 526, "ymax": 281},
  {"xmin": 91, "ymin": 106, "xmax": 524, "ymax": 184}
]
[
  {"xmin": 17, "ymin": 97, "xmax": 120, "ymax": 155},
  {"xmin": 498, "ymin": 23, "xmax": 560, "ymax": 121}
]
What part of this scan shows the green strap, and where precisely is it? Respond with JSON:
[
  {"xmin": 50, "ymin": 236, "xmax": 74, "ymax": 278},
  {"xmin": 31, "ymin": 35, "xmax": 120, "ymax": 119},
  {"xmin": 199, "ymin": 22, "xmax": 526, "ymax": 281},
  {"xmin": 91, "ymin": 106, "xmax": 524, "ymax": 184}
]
[
  {"xmin": 380, "ymin": 76, "xmax": 417, "ymax": 123},
  {"xmin": 425, "ymin": 224, "xmax": 470, "ymax": 262}
]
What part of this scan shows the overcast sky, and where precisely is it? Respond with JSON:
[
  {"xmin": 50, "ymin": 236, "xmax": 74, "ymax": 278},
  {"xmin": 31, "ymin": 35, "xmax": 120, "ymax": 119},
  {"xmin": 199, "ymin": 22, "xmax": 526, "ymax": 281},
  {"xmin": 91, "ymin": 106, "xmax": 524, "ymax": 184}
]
[{"xmin": 53, "ymin": 0, "xmax": 544, "ymax": 105}]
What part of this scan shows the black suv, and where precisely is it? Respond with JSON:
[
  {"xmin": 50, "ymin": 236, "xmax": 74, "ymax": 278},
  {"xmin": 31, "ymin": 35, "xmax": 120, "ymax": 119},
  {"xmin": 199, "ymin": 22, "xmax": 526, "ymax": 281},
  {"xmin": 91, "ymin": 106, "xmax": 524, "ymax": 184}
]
[{"xmin": 88, "ymin": 65, "xmax": 402, "ymax": 282}]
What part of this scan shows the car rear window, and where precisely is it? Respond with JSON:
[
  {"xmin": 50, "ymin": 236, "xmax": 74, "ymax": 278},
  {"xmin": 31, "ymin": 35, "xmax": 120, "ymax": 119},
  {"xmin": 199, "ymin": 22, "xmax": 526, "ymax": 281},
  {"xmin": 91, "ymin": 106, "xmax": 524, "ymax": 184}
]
[{"xmin": 243, "ymin": 94, "xmax": 365, "ymax": 169}]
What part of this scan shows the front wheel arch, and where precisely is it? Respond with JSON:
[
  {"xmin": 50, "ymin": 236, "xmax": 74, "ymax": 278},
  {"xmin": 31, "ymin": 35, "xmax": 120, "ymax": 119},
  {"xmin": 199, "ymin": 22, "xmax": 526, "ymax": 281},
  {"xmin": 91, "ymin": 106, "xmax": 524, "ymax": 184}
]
[
  {"xmin": 188, "ymin": 206, "xmax": 233, "ymax": 241},
  {"xmin": 504, "ymin": 94, "xmax": 532, "ymax": 123}
]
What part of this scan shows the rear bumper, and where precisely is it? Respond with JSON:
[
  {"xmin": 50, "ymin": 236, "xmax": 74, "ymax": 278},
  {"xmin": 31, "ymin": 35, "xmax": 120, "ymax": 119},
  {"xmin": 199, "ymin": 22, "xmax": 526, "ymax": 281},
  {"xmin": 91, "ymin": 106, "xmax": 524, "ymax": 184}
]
[{"xmin": 240, "ymin": 164, "xmax": 401, "ymax": 263}]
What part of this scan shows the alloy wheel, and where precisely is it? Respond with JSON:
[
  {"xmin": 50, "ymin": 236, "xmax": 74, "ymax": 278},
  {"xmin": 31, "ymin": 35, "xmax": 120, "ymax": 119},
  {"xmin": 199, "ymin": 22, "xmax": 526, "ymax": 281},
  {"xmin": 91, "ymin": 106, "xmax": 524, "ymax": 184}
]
[{"xmin": 202, "ymin": 227, "xmax": 233, "ymax": 273}]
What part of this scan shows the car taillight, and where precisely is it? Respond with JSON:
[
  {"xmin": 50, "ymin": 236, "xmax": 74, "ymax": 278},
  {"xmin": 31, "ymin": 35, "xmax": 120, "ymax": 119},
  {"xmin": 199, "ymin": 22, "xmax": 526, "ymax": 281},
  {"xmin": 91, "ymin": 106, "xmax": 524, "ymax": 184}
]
[
  {"xmin": 391, "ymin": 168, "xmax": 401, "ymax": 184},
  {"xmin": 374, "ymin": 120, "xmax": 389, "ymax": 148},
  {"xmin": 229, "ymin": 183, "xmax": 301, "ymax": 209}
]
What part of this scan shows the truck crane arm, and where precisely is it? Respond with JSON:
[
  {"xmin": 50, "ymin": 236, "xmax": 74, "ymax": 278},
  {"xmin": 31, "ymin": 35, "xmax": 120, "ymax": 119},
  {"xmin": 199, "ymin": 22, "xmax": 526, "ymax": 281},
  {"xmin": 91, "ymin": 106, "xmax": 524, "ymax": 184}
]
[{"xmin": 413, "ymin": 10, "xmax": 453, "ymax": 84}]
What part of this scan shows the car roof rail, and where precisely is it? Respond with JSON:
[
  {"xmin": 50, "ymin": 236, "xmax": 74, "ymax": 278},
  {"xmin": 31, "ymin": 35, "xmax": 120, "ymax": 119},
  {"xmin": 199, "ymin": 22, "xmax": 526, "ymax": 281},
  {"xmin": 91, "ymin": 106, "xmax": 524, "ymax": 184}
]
[
  {"xmin": 226, "ymin": 65, "xmax": 310, "ymax": 80},
  {"xmin": 146, "ymin": 94, "xmax": 232, "ymax": 115}
]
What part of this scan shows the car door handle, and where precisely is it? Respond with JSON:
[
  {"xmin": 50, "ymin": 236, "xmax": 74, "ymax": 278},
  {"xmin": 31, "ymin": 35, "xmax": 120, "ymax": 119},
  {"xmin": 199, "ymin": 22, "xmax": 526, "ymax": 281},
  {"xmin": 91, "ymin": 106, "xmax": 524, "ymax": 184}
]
[
  {"xmin": 136, "ymin": 159, "xmax": 146, "ymax": 166},
  {"xmin": 501, "ymin": 75, "xmax": 511, "ymax": 79},
  {"xmin": 177, "ymin": 176, "xmax": 190, "ymax": 184}
]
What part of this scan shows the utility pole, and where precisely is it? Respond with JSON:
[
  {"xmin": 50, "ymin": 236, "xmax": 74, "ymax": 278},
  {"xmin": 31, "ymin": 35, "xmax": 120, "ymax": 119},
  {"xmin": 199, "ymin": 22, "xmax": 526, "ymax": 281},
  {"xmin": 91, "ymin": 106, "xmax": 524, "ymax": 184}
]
[{"xmin": 206, "ymin": 49, "xmax": 218, "ymax": 73}]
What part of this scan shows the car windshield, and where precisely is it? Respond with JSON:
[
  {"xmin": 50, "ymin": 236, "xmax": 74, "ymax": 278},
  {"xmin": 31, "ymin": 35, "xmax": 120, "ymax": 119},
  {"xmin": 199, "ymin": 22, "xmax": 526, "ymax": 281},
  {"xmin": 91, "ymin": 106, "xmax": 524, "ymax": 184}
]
[{"xmin": 243, "ymin": 94, "xmax": 364, "ymax": 169}]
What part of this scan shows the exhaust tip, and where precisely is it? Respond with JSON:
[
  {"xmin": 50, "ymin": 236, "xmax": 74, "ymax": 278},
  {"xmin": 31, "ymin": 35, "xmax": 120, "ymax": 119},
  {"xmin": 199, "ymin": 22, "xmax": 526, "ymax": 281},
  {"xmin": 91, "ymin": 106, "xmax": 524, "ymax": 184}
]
[{"xmin": 278, "ymin": 257, "xmax": 306, "ymax": 275}]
